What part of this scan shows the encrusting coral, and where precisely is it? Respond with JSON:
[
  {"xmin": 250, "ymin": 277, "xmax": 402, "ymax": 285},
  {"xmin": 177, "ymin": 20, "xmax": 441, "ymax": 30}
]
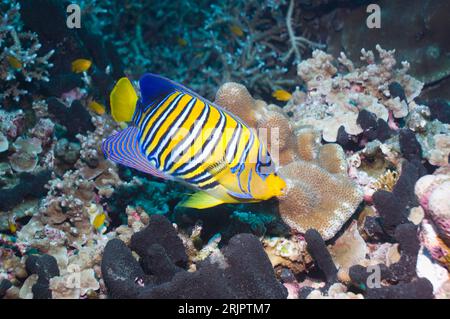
[{"xmin": 278, "ymin": 159, "xmax": 362, "ymax": 240}]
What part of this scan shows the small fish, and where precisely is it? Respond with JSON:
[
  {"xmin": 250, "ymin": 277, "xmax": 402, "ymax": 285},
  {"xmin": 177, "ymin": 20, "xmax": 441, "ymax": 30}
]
[
  {"xmin": 229, "ymin": 25, "xmax": 244, "ymax": 37},
  {"xmin": 8, "ymin": 216, "xmax": 17, "ymax": 234},
  {"xmin": 7, "ymin": 56, "xmax": 22, "ymax": 69},
  {"xmin": 272, "ymin": 89, "xmax": 292, "ymax": 102},
  {"xmin": 92, "ymin": 213, "xmax": 106, "ymax": 230},
  {"xmin": 87, "ymin": 204, "xmax": 107, "ymax": 233},
  {"xmin": 71, "ymin": 59, "xmax": 92, "ymax": 73},
  {"xmin": 102, "ymin": 74, "xmax": 286, "ymax": 209},
  {"xmin": 88, "ymin": 100, "xmax": 106, "ymax": 115},
  {"xmin": 177, "ymin": 37, "xmax": 188, "ymax": 47}
]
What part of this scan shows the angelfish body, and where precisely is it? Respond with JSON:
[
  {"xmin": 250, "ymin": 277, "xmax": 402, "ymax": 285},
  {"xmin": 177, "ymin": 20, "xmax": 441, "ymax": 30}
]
[{"xmin": 102, "ymin": 74, "xmax": 286, "ymax": 209}]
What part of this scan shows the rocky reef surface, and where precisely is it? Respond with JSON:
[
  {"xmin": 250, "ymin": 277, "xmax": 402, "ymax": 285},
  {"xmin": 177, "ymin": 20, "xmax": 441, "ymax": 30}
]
[{"xmin": 0, "ymin": 0, "xmax": 449, "ymax": 299}]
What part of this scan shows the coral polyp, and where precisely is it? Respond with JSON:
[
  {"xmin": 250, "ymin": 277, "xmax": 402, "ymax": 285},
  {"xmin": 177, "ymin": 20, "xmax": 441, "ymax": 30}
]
[{"xmin": 373, "ymin": 169, "xmax": 399, "ymax": 192}]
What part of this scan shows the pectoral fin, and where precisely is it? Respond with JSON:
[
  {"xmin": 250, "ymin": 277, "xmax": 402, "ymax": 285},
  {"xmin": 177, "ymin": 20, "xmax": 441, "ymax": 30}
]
[
  {"xmin": 206, "ymin": 158, "xmax": 240, "ymax": 193},
  {"xmin": 178, "ymin": 191, "xmax": 226, "ymax": 209}
]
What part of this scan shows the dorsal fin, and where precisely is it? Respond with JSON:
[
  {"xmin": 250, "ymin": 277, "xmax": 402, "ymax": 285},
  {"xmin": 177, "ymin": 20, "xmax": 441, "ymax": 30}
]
[
  {"xmin": 139, "ymin": 74, "xmax": 182, "ymax": 106},
  {"xmin": 139, "ymin": 73, "xmax": 252, "ymax": 128},
  {"xmin": 138, "ymin": 73, "xmax": 220, "ymax": 109}
]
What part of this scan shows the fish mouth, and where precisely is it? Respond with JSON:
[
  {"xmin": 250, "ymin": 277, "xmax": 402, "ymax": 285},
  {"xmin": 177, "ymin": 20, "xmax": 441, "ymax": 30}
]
[{"xmin": 276, "ymin": 185, "xmax": 287, "ymax": 197}]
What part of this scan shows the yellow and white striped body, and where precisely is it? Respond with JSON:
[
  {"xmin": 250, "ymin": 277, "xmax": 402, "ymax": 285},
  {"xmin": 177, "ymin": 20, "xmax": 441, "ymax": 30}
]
[{"xmin": 103, "ymin": 75, "xmax": 286, "ymax": 209}]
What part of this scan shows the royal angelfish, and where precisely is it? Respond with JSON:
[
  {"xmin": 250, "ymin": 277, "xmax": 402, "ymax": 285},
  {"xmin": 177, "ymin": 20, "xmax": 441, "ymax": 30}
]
[{"xmin": 102, "ymin": 74, "xmax": 286, "ymax": 209}]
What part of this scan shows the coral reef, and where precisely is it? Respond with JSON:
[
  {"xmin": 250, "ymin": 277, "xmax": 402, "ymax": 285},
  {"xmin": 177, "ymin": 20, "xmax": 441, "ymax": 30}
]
[
  {"xmin": 415, "ymin": 166, "xmax": 450, "ymax": 270},
  {"xmin": 371, "ymin": 160, "xmax": 424, "ymax": 237},
  {"xmin": 80, "ymin": 0, "xmax": 325, "ymax": 98},
  {"xmin": 0, "ymin": 0, "xmax": 449, "ymax": 301},
  {"xmin": 214, "ymin": 82, "xmax": 363, "ymax": 240},
  {"xmin": 326, "ymin": 0, "xmax": 450, "ymax": 100},
  {"xmin": 0, "ymin": 1, "xmax": 54, "ymax": 104},
  {"xmin": 263, "ymin": 235, "xmax": 311, "ymax": 275},
  {"xmin": 25, "ymin": 254, "xmax": 59, "ymax": 299},
  {"xmin": 278, "ymin": 158, "xmax": 362, "ymax": 240},
  {"xmin": 285, "ymin": 46, "xmax": 421, "ymax": 143}
]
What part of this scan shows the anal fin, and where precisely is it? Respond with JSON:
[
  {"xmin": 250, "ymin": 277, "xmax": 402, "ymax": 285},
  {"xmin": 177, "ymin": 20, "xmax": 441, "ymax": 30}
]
[{"xmin": 178, "ymin": 191, "xmax": 225, "ymax": 209}]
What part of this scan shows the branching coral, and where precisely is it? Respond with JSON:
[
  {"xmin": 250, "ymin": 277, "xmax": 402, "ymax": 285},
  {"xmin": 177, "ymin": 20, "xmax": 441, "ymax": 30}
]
[
  {"xmin": 284, "ymin": 46, "xmax": 423, "ymax": 142},
  {"xmin": 327, "ymin": 0, "xmax": 450, "ymax": 93},
  {"xmin": 79, "ymin": 0, "xmax": 323, "ymax": 98},
  {"xmin": 0, "ymin": 1, "xmax": 54, "ymax": 103},
  {"xmin": 0, "ymin": 108, "xmax": 25, "ymax": 140}
]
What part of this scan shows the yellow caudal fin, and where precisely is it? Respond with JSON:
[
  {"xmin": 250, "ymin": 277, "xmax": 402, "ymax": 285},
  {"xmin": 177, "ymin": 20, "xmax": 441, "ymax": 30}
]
[
  {"xmin": 110, "ymin": 77, "xmax": 138, "ymax": 122},
  {"xmin": 178, "ymin": 191, "xmax": 226, "ymax": 209}
]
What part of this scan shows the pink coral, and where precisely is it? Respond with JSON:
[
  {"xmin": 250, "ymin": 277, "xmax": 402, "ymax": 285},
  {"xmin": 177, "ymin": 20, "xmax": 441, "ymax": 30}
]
[{"xmin": 416, "ymin": 168, "xmax": 450, "ymax": 244}]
